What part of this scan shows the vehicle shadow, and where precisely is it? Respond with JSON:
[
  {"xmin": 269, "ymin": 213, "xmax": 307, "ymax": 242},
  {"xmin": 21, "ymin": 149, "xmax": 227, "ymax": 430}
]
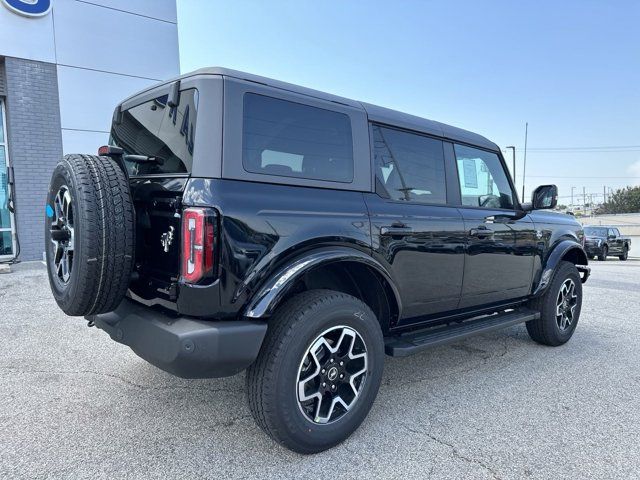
[
  {"xmin": 29, "ymin": 314, "xmax": 613, "ymax": 479},
  {"xmin": 110, "ymin": 323, "xmax": 558, "ymax": 453}
]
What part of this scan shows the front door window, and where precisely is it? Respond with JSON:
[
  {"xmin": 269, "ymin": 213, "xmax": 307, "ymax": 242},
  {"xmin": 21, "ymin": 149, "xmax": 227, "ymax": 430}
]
[{"xmin": 455, "ymin": 144, "xmax": 515, "ymax": 209}]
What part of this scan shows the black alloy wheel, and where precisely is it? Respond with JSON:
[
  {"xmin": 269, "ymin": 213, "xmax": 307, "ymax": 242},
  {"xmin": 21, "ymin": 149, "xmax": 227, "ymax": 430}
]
[
  {"xmin": 555, "ymin": 278, "xmax": 579, "ymax": 331},
  {"xmin": 297, "ymin": 325, "xmax": 368, "ymax": 424},
  {"xmin": 49, "ymin": 185, "xmax": 75, "ymax": 285},
  {"xmin": 619, "ymin": 246, "xmax": 629, "ymax": 261}
]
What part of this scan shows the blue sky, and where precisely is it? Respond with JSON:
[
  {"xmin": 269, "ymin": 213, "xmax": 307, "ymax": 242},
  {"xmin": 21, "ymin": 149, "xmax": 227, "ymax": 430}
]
[{"xmin": 177, "ymin": 0, "xmax": 639, "ymax": 205}]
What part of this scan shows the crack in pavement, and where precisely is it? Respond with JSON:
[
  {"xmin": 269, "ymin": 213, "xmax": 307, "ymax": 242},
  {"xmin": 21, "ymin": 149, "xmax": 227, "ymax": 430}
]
[
  {"xmin": 401, "ymin": 424, "xmax": 502, "ymax": 480},
  {"xmin": 383, "ymin": 334, "xmax": 524, "ymax": 391},
  {"xmin": 0, "ymin": 366, "xmax": 243, "ymax": 395},
  {"xmin": 341, "ymin": 443, "xmax": 374, "ymax": 462},
  {"xmin": 388, "ymin": 359, "xmax": 492, "ymax": 389},
  {"xmin": 209, "ymin": 414, "xmax": 252, "ymax": 429}
]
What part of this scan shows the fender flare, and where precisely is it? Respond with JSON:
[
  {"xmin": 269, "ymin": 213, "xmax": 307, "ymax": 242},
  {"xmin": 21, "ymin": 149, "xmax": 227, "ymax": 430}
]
[
  {"xmin": 533, "ymin": 239, "xmax": 589, "ymax": 296},
  {"xmin": 244, "ymin": 247, "xmax": 402, "ymax": 319}
]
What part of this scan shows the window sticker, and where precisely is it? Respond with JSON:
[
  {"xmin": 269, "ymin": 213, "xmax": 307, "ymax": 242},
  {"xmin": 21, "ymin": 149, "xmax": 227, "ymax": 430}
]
[{"xmin": 463, "ymin": 158, "xmax": 478, "ymax": 188}]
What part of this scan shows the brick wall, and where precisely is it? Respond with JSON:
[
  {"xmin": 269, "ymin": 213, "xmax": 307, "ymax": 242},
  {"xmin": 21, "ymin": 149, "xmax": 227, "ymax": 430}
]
[
  {"xmin": 0, "ymin": 60, "xmax": 6, "ymax": 96},
  {"xmin": 4, "ymin": 57, "xmax": 63, "ymax": 261}
]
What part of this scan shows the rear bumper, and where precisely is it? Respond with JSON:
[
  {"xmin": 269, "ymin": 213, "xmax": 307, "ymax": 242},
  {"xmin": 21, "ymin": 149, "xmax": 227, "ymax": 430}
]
[{"xmin": 87, "ymin": 298, "xmax": 267, "ymax": 378}]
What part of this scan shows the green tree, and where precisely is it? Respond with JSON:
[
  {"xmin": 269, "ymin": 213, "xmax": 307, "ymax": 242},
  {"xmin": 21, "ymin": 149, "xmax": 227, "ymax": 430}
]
[{"xmin": 601, "ymin": 186, "xmax": 640, "ymax": 214}]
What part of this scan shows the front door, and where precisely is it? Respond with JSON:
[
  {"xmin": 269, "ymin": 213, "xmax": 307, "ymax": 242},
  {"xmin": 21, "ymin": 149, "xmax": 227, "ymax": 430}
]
[
  {"xmin": 365, "ymin": 125, "xmax": 466, "ymax": 324},
  {"xmin": 0, "ymin": 99, "xmax": 15, "ymax": 260},
  {"xmin": 452, "ymin": 144, "xmax": 536, "ymax": 308}
]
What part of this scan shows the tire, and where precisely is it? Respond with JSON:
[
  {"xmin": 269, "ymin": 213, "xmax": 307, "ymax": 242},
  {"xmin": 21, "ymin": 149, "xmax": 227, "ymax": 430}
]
[
  {"xmin": 246, "ymin": 290, "xmax": 384, "ymax": 454},
  {"xmin": 598, "ymin": 245, "xmax": 608, "ymax": 261},
  {"xmin": 45, "ymin": 154, "xmax": 135, "ymax": 316},
  {"xmin": 619, "ymin": 246, "xmax": 629, "ymax": 261},
  {"xmin": 526, "ymin": 261, "xmax": 582, "ymax": 346}
]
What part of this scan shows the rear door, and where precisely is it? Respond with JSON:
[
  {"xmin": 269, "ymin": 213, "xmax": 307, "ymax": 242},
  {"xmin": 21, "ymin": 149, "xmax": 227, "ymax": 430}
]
[
  {"xmin": 452, "ymin": 144, "xmax": 536, "ymax": 308},
  {"xmin": 109, "ymin": 87, "xmax": 200, "ymax": 302},
  {"xmin": 364, "ymin": 124, "xmax": 466, "ymax": 324}
]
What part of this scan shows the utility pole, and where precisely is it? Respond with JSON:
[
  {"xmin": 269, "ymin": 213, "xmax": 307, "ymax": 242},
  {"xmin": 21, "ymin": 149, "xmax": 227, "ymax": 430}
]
[
  {"xmin": 603, "ymin": 185, "xmax": 607, "ymax": 204},
  {"xmin": 522, "ymin": 123, "xmax": 528, "ymax": 201},
  {"xmin": 571, "ymin": 186, "xmax": 576, "ymax": 208},
  {"xmin": 505, "ymin": 146, "xmax": 516, "ymax": 189},
  {"xmin": 583, "ymin": 187, "xmax": 586, "ymax": 212}
]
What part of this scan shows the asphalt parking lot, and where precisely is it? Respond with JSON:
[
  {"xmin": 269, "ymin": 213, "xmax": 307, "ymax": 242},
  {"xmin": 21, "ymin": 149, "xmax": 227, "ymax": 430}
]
[{"xmin": 1, "ymin": 261, "xmax": 639, "ymax": 479}]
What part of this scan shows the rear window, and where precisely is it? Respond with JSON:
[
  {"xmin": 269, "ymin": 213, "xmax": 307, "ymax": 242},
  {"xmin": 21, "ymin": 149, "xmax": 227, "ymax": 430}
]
[
  {"xmin": 372, "ymin": 125, "xmax": 447, "ymax": 204},
  {"xmin": 242, "ymin": 93, "xmax": 354, "ymax": 183},
  {"xmin": 110, "ymin": 88, "xmax": 198, "ymax": 176}
]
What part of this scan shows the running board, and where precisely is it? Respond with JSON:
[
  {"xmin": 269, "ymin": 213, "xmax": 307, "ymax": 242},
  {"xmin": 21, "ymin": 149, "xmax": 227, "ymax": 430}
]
[{"xmin": 385, "ymin": 308, "xmax": 540, "ymax": 357}]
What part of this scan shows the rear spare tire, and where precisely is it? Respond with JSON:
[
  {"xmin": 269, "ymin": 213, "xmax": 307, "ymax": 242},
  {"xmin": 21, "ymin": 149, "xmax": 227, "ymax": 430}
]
[{"xmin": 45, "ymin": 154, "xmax": 135, "ymax": 316}]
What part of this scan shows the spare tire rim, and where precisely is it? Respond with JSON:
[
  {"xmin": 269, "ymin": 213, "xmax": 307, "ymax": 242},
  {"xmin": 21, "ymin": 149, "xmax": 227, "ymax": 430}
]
[
  {"xmin": 50, "ymin": 185, "xmax": 75, "ymax": 284},
  {"xmin": 556, "ymin": 278, "xmax": 578, "ymax": 331},
  {"xmin": 296, "ymin": 325, "xmax": 368, "ymax": 424}
]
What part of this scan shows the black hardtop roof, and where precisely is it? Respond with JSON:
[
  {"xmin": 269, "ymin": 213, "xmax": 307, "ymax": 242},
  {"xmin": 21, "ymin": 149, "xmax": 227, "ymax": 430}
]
[{"xmin": 123, "ymin": 67, "xmax": 499, "ymax": 151}]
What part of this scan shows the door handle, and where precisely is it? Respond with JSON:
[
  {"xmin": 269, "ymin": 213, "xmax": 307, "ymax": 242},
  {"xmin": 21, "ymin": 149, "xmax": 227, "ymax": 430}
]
[
  {"xmin": 380, "ymin": 225, "xmax": 413, "ymax": 236},
  {"xmin": 469, "ymin": 225, "xmax": 493, "ymax": 238}
]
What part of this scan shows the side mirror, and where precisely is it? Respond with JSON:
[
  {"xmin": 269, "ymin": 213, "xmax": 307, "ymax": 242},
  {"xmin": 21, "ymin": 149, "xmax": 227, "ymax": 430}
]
[{"xmin": 524, "ymin": 184, "xmax": 558, "ymax": 211}]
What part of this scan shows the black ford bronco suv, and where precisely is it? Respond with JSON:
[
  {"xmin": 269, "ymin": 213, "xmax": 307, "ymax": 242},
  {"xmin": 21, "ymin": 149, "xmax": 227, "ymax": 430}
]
[{"xmin": 46, "ymin": 68, "xmax": 590, "ymax": 454}]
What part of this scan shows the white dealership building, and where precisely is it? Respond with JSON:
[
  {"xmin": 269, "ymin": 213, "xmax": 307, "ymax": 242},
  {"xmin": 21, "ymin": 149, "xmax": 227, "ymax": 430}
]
[{"xmin": 0, "ymin": 0, "xmax": 180, "ymax": 261}]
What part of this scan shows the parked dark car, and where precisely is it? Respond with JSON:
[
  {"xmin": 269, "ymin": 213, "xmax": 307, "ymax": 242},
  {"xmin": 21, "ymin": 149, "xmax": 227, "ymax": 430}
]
[
  {"xmin": 584, "ymin": 225, "xmax": 631, "ymax": 261},
  {"xmin": 45, "ymin": 67, "xmax": 590, "ymax": 454}
]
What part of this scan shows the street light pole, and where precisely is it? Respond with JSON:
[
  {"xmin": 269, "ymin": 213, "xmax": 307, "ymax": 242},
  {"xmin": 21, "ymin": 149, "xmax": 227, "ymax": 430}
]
[
  {"xmin": 521, "ymin": 122, "xmax": 528, "ymax": 201},
  {"xmin": 571, "ymin": 187, "xmax": 576, "ymax": 208}
]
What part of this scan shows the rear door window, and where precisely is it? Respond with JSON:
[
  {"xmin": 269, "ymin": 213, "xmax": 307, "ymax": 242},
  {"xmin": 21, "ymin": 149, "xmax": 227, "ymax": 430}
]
[
  {"xmin": 372, "ymin": 124, "xmax": 447, "ymax": 204},
  {"xmin": 110, "ymin": 88, "xmax": 198, "ymax": 176},
  {"xmin": 454, "ymin": 144, "xmax": 514, "ymax": 209},
  {"xmin": 242, "ymin": 93, "xmax": 354, "ymax": 183}
]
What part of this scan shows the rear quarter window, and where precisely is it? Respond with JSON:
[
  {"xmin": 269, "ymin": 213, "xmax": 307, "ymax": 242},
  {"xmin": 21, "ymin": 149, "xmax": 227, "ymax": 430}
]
[{"xmin": 242, "ymin": 93, "xmax": 354, "ymax": 183}]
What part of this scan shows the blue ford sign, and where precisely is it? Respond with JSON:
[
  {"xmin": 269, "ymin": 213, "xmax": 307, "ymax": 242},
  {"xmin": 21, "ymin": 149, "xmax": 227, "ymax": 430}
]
[{"xmin": 2, "ymin": 0, "xmax": 52, "ymax": 17}]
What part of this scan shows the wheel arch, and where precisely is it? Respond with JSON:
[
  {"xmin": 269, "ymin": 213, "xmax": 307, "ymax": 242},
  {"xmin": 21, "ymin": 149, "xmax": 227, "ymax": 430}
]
[
  {"xmin": 533, "ymin": 240, "xmax": 590, "ymax": 296},
  {"xmin": 244, "ymin": 247, "xmax": 402, "ymax": 331}
]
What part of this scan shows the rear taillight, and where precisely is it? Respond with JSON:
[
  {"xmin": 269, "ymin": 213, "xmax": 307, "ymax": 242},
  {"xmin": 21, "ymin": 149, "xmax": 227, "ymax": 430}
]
[{"xmin": 181, "ymin": 207, "xmax": 217, "ymax": 284}]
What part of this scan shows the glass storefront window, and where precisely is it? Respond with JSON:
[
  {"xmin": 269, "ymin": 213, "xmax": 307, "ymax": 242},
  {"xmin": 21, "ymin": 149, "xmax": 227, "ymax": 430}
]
[
  {"xmin": 0, "ymin": 98, "xmax": 14, "ymax": 258},
  {"xmin": 0, "ymin": 231, "xmax": 12, "ymax": 256},
  {"xmin": 0, "ymin": 147, "xmax": 9, "ymax": 229}
]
